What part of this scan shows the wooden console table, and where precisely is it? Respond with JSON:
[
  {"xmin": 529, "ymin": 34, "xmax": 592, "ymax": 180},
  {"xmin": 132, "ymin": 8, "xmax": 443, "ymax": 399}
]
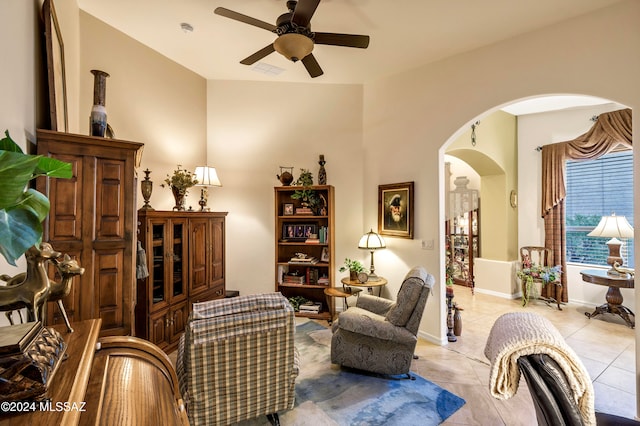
[
  {"xmin": 0, "ymin": 319, "xmax": 188, "ymax": 425},
  {"xmin": 581, "ymin": 269, "xmax": 635, "ymax": 328}
]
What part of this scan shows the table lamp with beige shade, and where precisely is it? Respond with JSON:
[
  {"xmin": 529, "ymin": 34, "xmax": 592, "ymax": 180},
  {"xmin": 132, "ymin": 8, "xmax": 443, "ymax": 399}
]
[
  {"xmin": 587, "ymin": 213, "xmax": 634, "ymax": 275},
  {"xmin": 358, "ymin": 229, "xmax": 386, "ymax": 281},
  {"xmin": 193, "ymin": 166, "xmax": 222, "ymax": 211}
]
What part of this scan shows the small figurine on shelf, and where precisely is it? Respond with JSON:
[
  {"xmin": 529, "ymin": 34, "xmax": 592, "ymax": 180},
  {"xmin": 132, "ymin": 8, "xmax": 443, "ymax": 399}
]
[{"xmin": 318, "ymin": 154, "xmax": 327, "ymax": 185}]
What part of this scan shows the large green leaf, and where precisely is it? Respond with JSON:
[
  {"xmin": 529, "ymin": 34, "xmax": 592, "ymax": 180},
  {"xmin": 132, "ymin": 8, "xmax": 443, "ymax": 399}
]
[
  {"xmin": 0, "ymin": 150, "xmax": 40, "ymax": 210},
  {"xmin": 0, "ymin": 208, "xmax": 42, "ymax": 266},
  {"xmin": 0, "ymin": 130, "xmax": 71, "ymax": 265}
]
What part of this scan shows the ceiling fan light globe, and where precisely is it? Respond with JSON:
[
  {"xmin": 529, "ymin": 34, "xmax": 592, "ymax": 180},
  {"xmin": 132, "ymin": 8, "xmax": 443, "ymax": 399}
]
[{"xmin": 274, "ymin": 33, "xmax": 314, "ymax": 62}]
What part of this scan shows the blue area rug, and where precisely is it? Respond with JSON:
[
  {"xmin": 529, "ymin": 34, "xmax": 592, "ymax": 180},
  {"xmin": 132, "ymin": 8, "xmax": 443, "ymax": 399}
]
[{"xmin": 283, "ymin": 320, "xmax": 465, "ymax": 426}]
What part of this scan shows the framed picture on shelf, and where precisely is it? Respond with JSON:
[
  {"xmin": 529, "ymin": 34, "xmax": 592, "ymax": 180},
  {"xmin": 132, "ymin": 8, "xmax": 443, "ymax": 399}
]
[
  {"xmin": 320, "ymin": 247, "xmax": 330, "ymax": 262},
  {"xmin": 378, "ymin": 181, "xmax": 414, "ymax": 239},
  {"xmin": 282, "ymin": 223, "xmax": 317, "ymax": 241},
  {"xmin": 283, "ymin": 203, "xmax": 294, "ymax": 215}
]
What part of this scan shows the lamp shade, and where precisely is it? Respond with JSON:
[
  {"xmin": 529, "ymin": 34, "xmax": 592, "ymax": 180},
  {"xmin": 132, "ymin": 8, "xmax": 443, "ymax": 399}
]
[
  {"xmin": 194, "ymin": 166, "xmax": 222, "ymax": 187},
  {"xmin": 273, "ymin": 33, "xmax": 314, "ymax": 62},
  {"xmin": 587, "ymin": 214, "xmax": 634, "ymax": 239},
  {"xmin": 358, "ymin": 229, "xmax": 386, "ymax": 250}
]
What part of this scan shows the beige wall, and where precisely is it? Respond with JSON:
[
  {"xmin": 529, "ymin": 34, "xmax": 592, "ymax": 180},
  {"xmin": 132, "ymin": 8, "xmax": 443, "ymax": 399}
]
[
  {"xmin": 363, "ymin": 0, "xmax": 640, "ymax": 345},
  {"xmin": 79, "ymin": 11, "xmax": 207, "ymax": 211},
  {"xmin": 446, "ymin": 110, "xmax": 518, "ymax": 262},
  {"xmin": 206, "ymin": 80, "xmax": 364, "ymax": 296}
]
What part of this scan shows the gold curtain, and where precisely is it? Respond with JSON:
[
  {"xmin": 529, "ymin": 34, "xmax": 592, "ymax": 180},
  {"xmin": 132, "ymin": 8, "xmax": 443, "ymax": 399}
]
[{"xmin": 540, "ymin": 108, "xmax": 632, "ymax": 302}]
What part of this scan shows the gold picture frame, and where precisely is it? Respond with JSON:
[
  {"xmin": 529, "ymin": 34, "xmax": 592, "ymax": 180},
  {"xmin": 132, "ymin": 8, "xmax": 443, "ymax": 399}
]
[
  {"xmin": 378, "ymin": 181, "xmax": 414, "ymax": 239},
  {"xmin": 43, "ymin": 0, "xmax": 68, "ymax": 132}
]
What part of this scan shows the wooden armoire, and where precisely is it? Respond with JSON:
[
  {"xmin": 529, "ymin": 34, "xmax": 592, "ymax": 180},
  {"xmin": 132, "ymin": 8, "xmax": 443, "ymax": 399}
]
[{"xmin": 36, "ymin": 129, "xmax": 143, "ymax": 336}]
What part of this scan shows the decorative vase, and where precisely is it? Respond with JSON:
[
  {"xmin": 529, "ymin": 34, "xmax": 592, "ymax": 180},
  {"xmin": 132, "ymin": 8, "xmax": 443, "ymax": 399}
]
[
  {"xmin": 90, "ymin": 70, "xmax": 110, "ymax": 137},
  {"xmin": 171, "ymin": 186, "xmax": 186, "ymax": 211},
  {"xmin": 277, "ymin": 167, "xmax": 294, "ymax": 186},
  {"xmin": 140, "ymin": 169, "xmax": 154, "ymax": 210},
  {"xmin": 318, "ymin": 155, "xmax": 327, "ymax": 185},
  {"xmin": 453, "ymin": 306, "xmax": 462, "ymax": 336}
]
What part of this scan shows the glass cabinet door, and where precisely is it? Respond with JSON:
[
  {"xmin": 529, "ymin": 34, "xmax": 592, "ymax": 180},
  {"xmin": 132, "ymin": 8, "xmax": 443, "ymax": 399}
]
[
  {"xmin": 151, "ymin": 221, "xmax": 168, "ymax": 307},
  {"xmin": 169, "ymin": 219, "xmax": 188, "ymax": 303}
]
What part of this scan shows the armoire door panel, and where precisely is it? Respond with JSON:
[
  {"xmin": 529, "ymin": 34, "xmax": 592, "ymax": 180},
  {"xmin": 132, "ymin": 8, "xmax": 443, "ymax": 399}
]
[
  {"xmin": 96, "ymin": 159, "xmax": 125, "ymax": 240},
  {"xmin": 95, "ymin": 250, "xmax": 124, "ymax": 330},
  {"xmin": 49, "ymin": 154, "xmax": 83, "ymax": 241}
]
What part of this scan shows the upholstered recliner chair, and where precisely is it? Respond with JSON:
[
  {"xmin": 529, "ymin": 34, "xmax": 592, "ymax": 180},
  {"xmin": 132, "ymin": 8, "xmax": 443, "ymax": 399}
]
[
  {"xmin": 330, "ymin": 266, "xmax": 434, "ymax": 377},
  {"xmin": 176, "ymin": 292, "xmax": 299, "ymax": 426}
]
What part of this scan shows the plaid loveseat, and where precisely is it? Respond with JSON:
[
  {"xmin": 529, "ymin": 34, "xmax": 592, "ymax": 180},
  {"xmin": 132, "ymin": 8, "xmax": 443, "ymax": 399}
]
[{"xmin": 176, "ymin": 292, "xmax": 299, "ymax": 426}]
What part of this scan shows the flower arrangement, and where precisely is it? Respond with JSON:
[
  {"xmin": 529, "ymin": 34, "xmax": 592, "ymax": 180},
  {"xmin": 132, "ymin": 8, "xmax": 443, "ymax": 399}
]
[
  {"xmin": 161, "ymin": 165, "xmax": 198, "ymax": 195},
  {"xmin": 517, "ymin": 258, "xmax": 562, "ymax": 307}
]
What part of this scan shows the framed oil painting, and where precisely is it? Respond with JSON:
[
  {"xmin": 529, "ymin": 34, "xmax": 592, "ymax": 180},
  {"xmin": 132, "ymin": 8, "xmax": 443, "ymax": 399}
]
[
  {"xmin": 378, "ymin": 182, "xmax": 414, "ymax": 239},
  {"xmin": 44, "ymin": 0, "xmax": 68, "ymax": 132}
]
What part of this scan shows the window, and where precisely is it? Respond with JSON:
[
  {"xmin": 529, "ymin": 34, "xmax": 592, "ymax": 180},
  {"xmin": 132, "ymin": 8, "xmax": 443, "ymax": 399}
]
[{"xmin": 565, "ymin": 150, "xmax": 634, "ymax": 267}]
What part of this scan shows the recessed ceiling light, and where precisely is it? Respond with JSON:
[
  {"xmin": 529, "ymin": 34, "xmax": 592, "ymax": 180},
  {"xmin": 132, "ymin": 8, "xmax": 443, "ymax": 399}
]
[{"xmin": 180, "ymin": 22, "xmax": 194, "ymax": 33}]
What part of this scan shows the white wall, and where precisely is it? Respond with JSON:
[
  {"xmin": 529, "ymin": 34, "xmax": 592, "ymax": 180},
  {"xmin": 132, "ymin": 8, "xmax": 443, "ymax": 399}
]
[
  {"xmin": 0, "ymin": 0, "xmax": 39, "ymax": 326},
  {"xmin": 206, "ymin": 80, "xmax": 365, "ymax": 296},
  {"xmin": 363, "ymin": 0, "xmax": 640, "ymax": 345}
]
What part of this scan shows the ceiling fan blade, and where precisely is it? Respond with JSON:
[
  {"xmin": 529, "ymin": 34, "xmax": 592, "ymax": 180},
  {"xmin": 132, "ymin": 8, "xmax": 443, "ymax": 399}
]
[
  {"xmin": 301, "ymin": 54, "xmax": 323, "ymax": 78},
  {"xmin": 292, "ymin": 0, "xmax": 321, "ymax": 27},
  {"xmin": 240, "ymin": 44, "xmax": 276, "ymax": 65},
  {"xmin": 314, "ymin": 32, "xmax": 370, "ymax": 48},
  {"xmin": 214, "ymin": 7, "xmax": 277, "ymax": 32}
]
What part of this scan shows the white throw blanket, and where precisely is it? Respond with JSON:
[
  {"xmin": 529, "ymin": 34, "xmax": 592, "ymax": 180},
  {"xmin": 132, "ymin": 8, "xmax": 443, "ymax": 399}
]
[{"xmin": 484, "ymin": 312, "xmax": 595, "ymax": 426}]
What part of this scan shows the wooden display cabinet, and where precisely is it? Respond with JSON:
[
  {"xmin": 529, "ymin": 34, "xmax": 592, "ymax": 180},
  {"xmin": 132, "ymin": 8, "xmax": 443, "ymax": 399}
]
[
  {"xmin": 136, "ymin": 210, "xmax": 227, "ymax": 352},
  {"xmin": 446, "ymin": 208, "xmax": 479, "ymax": 291},
  {"xmin": 274, "ymin": 185, "xmax": 335, "ymax": 321}
]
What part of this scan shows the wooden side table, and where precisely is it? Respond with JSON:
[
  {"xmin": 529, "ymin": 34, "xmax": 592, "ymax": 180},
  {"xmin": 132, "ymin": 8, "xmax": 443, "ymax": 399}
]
[
  {"xmin": 581, "ymin": 269, "xmax": 635, "ymax": 328},
  {"xmin": 340, "ymin": 277, "xmax": 388, "ymax": 297}
]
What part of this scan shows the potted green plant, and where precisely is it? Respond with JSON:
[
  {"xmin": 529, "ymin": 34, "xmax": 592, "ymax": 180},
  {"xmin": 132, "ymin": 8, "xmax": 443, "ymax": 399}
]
[
  {"xmin": 0, "ymin": 130, "xmax": 72, "ymax": 266},
  {"xmin": 161, "ymin": 165, "xmax": 198, "ymax": 211},
  {"xmin": 291, "ymin": 169, "xmax": 320, "ymax": 211},
  {"xmin": 339, "ymin": 258, "xmax": 365, "ymax": 281}
]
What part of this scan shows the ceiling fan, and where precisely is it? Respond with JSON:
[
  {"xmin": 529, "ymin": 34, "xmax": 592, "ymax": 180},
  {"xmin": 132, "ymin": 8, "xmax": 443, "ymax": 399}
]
[{"xmin": 214, "ymin": 0, "xmax": 370, "ymax": 78}]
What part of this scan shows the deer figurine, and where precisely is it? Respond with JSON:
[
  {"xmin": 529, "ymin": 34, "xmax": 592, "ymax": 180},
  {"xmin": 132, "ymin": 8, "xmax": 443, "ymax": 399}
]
[
  {"xmin": 0, "ymin": 243, "xmax": 61, "ymax": 325},
  {"xmin": 1, "ymin": 252, "xmax": 84, "ymax": 333}
]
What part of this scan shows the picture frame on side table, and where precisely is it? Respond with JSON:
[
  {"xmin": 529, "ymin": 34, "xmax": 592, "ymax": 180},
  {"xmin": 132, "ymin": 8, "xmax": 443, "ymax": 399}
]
[
  {"xmin": 378, "ymin": 181, "xmax": 414, "ymax": 239},
  {"xmin": 43, "ymin": 0, "xmax": 68, "ymax": 132}
]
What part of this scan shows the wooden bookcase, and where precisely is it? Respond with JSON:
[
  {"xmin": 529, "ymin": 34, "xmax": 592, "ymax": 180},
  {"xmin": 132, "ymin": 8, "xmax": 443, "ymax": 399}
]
[{"xmin": 274, "ymin": 185, "xmax": 335, "ymax": 321}]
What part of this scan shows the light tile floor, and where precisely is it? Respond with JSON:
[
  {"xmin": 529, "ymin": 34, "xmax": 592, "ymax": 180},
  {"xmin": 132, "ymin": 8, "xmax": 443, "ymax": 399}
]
[{"xmin": 413, "ymin": 286, "xmax": 637, "ymax": 425}]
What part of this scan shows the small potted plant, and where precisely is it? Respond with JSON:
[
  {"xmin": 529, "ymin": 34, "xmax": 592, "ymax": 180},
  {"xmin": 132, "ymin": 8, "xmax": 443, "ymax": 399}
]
[
  {"xmin": 161, "ymin": 165, "xmax": 198, "ymax": 211},
  {"xmin": 291, "ymin": 169, "xmax": 320, "ymax": 212},
  {"xmin": 339, "ymin": 258, "xmax": 365, "ymax": 281}
]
